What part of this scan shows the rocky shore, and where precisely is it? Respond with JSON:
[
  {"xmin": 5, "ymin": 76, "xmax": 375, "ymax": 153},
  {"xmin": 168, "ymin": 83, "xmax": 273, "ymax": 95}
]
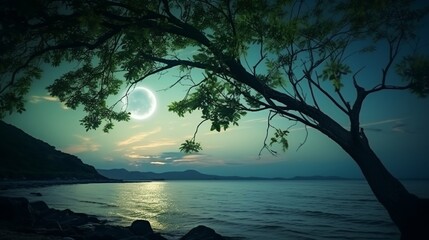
[{"xmin": 0, "ymin": 196, "xmax": 228, "ymax": 240}]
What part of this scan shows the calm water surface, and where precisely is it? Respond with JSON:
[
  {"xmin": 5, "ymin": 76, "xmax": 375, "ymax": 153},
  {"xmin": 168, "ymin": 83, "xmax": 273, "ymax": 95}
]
[{"xmin": 2, "ymin": 180, "xmax": 428, "ymax": 239}]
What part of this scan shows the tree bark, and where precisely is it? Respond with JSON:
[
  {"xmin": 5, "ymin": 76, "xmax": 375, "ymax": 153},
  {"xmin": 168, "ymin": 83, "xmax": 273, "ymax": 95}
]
[{"xmin": 336, "ymin": 132, "xmax": 429, "ymax": 239}]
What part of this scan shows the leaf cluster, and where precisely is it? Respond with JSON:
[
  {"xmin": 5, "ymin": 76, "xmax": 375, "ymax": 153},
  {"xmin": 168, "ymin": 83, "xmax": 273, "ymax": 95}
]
[
  {"xmin": 396, "ymin": 55, "xmax": 429, "ymax": 97},
  {"xmin": 321, "ymin": 60, "xmax": 351, "ymax": 91},
  {"xmin": 168, "ymin": 73, "xmax": 247, "ymax": 132},
  {"xmin": 179, "ymin": 139, "xmax": 202, "ymax": 153},
  {"xmin": 270, "ymin": 129, "xmax": 289, "ymax": 152}
]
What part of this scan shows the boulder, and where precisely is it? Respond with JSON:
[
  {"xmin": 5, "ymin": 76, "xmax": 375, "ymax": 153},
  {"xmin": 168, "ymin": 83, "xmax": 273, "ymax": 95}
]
[
  {"xmin": 32, "ymin": 207, "xmax": 101, "ymax": 232},
  {"xmin": 0, "ymin": 196, "xmax": 228, "ymax": 240},
  {"xmin": 146, "ymin": 233, "xmax": 169, "ymax": 240},
  {"xmin": 122, "ymin": 233, "xmax": 168, "ymax": 240},
  {"xmin": 181, "ymin": 225, "xmax": 224, "ymax": 240},
  {"xmin": 30, "ymin": 200, "xmax": 50, "ymax": 217},
  {"xmin": 0, "ymin": 196, "xmax": 34, "ymax": 225},
  {"xmin": 128, "ymin": 220, "xmax": 169, "ymax": 240},
  {"xmin": 129, "ymin": 219, "xmax": 153, "ymax": 236},
  {"xmin": 74, "ymin": 223, "xmax": 133, "ymax": 240}
]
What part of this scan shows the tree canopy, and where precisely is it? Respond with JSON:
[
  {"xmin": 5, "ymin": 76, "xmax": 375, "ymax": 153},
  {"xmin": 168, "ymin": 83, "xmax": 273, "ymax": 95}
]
[{"xmin": 1, "ymin": 0, "xmax": 427, "ymax": 147}]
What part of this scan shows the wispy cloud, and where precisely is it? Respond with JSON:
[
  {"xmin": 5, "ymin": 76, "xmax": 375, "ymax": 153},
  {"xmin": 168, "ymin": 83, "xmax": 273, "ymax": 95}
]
[
  {"xmin": 126, "ymin": 152, "xmax": 184, "ymax": 162},
  {"xmin": 62, "ymin": 135, "xmax": 100, "ymax": 154},
  {"xmin": 242, "ymin": 117, "xmax": 267, "ymax": 124},
  {"xmin": 286, "ymin": 117, "xmax": 408, "ymax": 133},
  {"xmin": 123, "ymin": 151, "xmax": 223, "ymax": 166},
  {"xmin": 117, "ymin": 127, "xmax": 161, "ymax": 146},
  {"xmin": 360, "ymin": 118, "xmax": 405, "ymax": 127},
  {"xmin": 172, "ymin": 154, "xmax": 203, "ymax": 163},
  {"xmin": 125, "ymin": 153, "xmax": 156, "ymax": 159},
  {"xmin": 131, "ymin": 140, "xmax": 177, "ymax": 149},
  {"xmin": 362, "ymin": 118, "xmax": 412, "ymax": 134},
  {"xmin": 30, "ymin": 95, "xmax": 69, "ymax": 109},
  {"xmin": 391, "ymin": 121, "xmax": 413, "ymax": 133},
  {"xmin": 30, "ymin": 95, "xmax": 58, "ymax": 103},
  {"xmin": 150, "ymin": 161, "xmax": 166, "ymax": 165}
]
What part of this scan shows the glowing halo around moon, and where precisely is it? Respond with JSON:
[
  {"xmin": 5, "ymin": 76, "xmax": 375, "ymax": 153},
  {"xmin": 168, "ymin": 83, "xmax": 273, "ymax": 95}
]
[{"xmin": 123, "ymin": 86, "xmax": 157, "ymax": 120}]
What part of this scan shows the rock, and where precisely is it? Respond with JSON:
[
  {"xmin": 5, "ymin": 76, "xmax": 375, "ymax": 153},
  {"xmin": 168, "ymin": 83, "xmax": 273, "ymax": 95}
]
[
  {"xmin": 31, "ymin": 192, "xmax": 43, "ymax": 196},
  {"xmin": 86, "ymin": 224, "xmax": 133, "ymax": 240},
  {"xmin": 128, "ymin": 220, "xmax": 169, "ymax": 240},
  {"xmin": 122, "ymin": 233, "xmax": 168, "ymax": 240},
  {"xmin": 0, "ymin": 197, "xmax": 228, "ymax": 240},
  {"xmin": 147, "ymin": 233, "xmax": 169, "ymax": 240},
  {"xmin": 0, "ymin": 196, "xmax": 34, "ymax": 225},
  {"xmin": 181, "ymin": 225, "xmax": 224, "ymax": 240},
  {"xmin": 30, "ymin": 201, "xmax": 50, "ymax": 217},
  {"xmin": 32, "ymin": 207, "xmax": 99, "ymax": 232},
  {"xmin": 129, "ymin": 220, "xmax": 154, "ymax": 236}
]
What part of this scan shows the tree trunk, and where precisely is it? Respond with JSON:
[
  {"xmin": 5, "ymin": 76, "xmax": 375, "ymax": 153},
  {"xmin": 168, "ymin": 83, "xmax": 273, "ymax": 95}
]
[
  {"xmin": 339, "ymin": 134, "xmax": 429, "ymax": 239},
  {"xmin": 230, "ymin": 59, "xmax": 429, "ymax": 238}
]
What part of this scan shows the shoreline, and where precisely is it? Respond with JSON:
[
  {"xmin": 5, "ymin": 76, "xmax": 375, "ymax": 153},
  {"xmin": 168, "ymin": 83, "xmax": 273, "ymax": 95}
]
[
  {"xmin": 0, "ymin": 195, "xmax": 230, "ymax": 240},
  {"xmin": 0, "ymin": 179, "xmax": 123, "ymax": 190}
]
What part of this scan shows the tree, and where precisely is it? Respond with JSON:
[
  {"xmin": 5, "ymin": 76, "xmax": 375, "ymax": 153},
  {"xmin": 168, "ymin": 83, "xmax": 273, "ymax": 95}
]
[{"xmin": 1, "ymin": 0, "xmax": 428, "ymax": 238}]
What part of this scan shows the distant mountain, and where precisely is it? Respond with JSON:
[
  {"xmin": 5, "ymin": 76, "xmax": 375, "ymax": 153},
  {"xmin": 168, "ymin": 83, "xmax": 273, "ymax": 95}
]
[
  {"xmin": 0, "ymin": 121, "xmax": 107, "ymax": 180},
  {"xmin": 97, "ymin": 168, "xmax": 287, "ymax": 181},
  {"xmin": 97, "ymin": 169, "xmax": 352, "ymax": 181},
  {"xmin": 288, "ymin": 175, "xmax": 350, "ymax": 180}
]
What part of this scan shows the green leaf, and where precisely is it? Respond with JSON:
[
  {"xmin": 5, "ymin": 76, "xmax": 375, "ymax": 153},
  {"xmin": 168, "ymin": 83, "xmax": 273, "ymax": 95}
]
[
  {"xmin": 396, "ymin": 54, "xmax": 429, "ymax": 97},
  {"xmin": 269, "ymin": 129, "xmax": 289, "ymax": 152},
  {"xmin": 321, "ymin": 60, "xmax": 351, "ymax": 91},
  {"xmin": 179, "ymin": 140, "xmax": 203, "ymax": 153}
]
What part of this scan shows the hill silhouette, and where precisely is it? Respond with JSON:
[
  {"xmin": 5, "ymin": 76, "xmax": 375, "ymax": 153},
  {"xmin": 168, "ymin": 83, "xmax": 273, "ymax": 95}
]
[
  {"xmin": 0, "ymin": 121, "xmax": 106, "ymax": 180},
  {"xmin": 97, "ymin": 168, "xmax": 351, "ymax": 181},
  {"xmin": 97, "ymin": 168, "xmax": 285, "ymax": 180}
]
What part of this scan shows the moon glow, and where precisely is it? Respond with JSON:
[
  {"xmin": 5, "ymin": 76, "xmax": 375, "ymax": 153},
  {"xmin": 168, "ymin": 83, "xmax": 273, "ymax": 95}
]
[{"xmin": 125, "ymin": 87, "xmax": 157, "ymax": 120}]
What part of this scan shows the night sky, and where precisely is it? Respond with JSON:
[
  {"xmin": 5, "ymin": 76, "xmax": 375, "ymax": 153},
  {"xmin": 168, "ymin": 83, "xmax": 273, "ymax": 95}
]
[
  {"xmin": 3, "ymin": 3, "xmax": 429, "ymax": 179},
  {"xmin": 4, "ymin": 53, "xmax": 429, "ymax": 180}
]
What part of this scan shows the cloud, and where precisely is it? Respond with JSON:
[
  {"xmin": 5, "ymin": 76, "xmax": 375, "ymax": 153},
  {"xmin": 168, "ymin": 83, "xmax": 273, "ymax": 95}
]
[
  {"xmin": 242, "ymin": 118, "xmax": 267, "ymax": 124},
  {"xmin": 103, "ymin": 156, "xmax": 114, "ymax": 161},
  {"xmin": 288, "ymin": 117, "xmax": 408, "ymax": 133},
  {"xmin": 391, "ymin": 122, "xmax": 413, "ymax": 133},
  {"xmin": 30, "ymin": 95, "xmax": 69, "ymax": 109},
  {"xmin": 117, "ymin": 127, "xmax": 161, "ymax": 146},
  {"xmin": 30, "ymin": 95, "xmax": 59, "ymax": 103},
  {"xmin": 62, "ymin": 135, "xmax": 100, "ymax": 154},
  {"xmin": 123, "ymin": 151, "xmax": 222, "ymax": 166},
  {"xmin": 131, "ymin": 140, "xmax": 177, "ymax": 149},
  {"xmin": 361, "ymin": 118, "xmax": 412, "ymax": 134},
  {"xmin": 172, "ymin": 154, "xmax": 204, "ymax": 163},
  {"xmin": 360, "ymin": 118, "xmax": 405, "ymax": 128},
  {"xmin": 150, "ymin": 161, "xmax": 167, "ymax": 165},
  {"xmin": 124, "ymin": 152, "xmax": 181, "ymax": 163}
]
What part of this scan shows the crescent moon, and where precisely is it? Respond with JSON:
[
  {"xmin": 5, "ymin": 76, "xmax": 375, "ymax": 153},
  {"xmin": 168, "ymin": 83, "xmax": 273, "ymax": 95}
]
[{"xmin": 125, "ymin": 86, "xmax": 157, "ymax": 120}]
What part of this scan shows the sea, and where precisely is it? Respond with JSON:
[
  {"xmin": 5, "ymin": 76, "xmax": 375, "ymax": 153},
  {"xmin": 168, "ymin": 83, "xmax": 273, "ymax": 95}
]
[{"xmin": 1, "ymin": 180, "xmax": 428, "ymax": 240}]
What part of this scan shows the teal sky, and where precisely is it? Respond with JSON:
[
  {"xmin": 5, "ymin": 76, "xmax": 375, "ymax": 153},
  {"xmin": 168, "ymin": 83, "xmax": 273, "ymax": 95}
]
[
  {"xmin": 4, "ymin": 54, "xmax": 429, "ymax": 179},
  {"xmin": 3, "ymin": 7, "xmax": 429, "ymax": 179}
]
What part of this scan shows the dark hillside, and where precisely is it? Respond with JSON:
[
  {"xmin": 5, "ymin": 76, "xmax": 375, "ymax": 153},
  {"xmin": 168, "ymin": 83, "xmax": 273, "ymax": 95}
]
[{"xmin": 0, "ymin": 121, "xmax": 106, "ymax": 180}]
